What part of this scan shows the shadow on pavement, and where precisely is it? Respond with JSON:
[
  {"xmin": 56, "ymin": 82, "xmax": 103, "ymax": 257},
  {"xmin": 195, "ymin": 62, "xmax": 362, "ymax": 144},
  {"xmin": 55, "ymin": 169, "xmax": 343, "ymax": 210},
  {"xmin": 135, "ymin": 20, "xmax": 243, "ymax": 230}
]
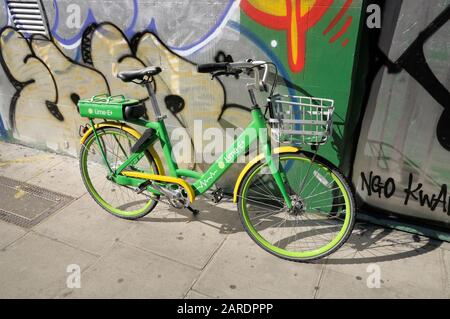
[
  {"xmin": 140, "ymin": 197, "xmax": 243, "ymax": 235},
  {"xmin": 319, "ymin": 223, "xmax": 442, "ymax": 265},
  {"xmin": 140, "ymin": 197, "xmax": 442, "ymax": 265}
]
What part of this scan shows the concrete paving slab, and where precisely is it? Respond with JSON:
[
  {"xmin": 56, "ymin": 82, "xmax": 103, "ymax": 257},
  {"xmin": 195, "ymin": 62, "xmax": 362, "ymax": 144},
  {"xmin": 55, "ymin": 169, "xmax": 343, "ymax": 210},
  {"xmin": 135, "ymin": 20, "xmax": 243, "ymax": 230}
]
[
  {"xmin": 0, "ymin": 220, "xmax": 27, "ymax": 249},
  {"xmin": 0, "ymin": 232, "xmax": 98, "ymax": 298},
  {"xmin": 442, "ymin": 249, "xmax": 450, "ymax": 298},
  {"xmin": 192, "ymin": 233, "xmax": 323, "ymax": 299},
  {"xmin": 34, "ymin": 194, "xmax": 136, "ymax": 256},
  {"xmin": 327, "ymin": 223, "xmax": 440, "ymax": 263},
  {"xmin": 122, "ymin": 200, "xmax": 238, "ymax": 269},
  {"xmin": 440, "ymin": 241, "xmax": 450, "ymax": 251},
  {"xmin": 0, "ymin": 146, "xmax": 64, "ymax": 181},
  {"xmin": 57, "ymin": 242, "xmax": 200, "ymax": 299},
  {"xmin": 27, "ymin": 157, "xmax": 87, "ymax": 198},
  {"xmin": 1, "ymin": 141, "xmax": 449, "ymax": 299},
  {"xmin": 322, "ymin": 224, "xmax": 448, "ymax": 296},
  {"xmin": 189, "ymin": 198, "xmax": 243, "ymax": 235},
  {"xmin": 316, "ymin": 269, "xmax": 433, "ymax": 299},
  {"xmin": 0, "ymin": 142, "xmax": 33, "ymax": 158}
]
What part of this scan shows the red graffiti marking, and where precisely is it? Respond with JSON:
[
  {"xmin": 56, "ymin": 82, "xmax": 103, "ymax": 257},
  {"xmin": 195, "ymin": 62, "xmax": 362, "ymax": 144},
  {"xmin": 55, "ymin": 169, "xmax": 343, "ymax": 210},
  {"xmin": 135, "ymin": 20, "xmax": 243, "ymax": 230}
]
[
  {"xmin": 341, "ymin": 38, "xmax": 350, "ymax": 47},
  {"xmin": 323, "ymin": 0, "xmax": 353, "ymax": 35},
  {"xmin": 242, "ymin": 0, "xmax": 355, "ymax": 71},
  {"xmin": 330, "ymin": 16, "xmax": 353, "ymax": 43},
  {"xmin": 241, "ymin": 0, "xmax": 333, "ymax": 73}
]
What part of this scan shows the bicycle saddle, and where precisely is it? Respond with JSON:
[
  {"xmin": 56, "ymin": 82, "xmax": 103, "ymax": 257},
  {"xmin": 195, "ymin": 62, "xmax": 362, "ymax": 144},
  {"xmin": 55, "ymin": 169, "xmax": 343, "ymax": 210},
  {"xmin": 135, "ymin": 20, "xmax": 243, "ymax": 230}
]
[{"xmin": 117, "ymin": 66, "xmax": 162, "ymax": 82}]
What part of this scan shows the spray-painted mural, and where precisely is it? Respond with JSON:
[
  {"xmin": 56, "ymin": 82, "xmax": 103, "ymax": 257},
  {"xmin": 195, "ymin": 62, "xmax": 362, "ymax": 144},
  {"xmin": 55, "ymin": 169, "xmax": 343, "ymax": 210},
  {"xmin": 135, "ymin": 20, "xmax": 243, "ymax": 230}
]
[
  {"xmin": 0, "ymin": 0, "xmax": 364, "ymax": 190},
  {"xmin": 239, "ymin": 0, "xmax": 363, "ymax": 166},
  {"xmin": 353, "ymin": 0, "xmax": 450, "ymax": 226},
  {"xmin": 2, "ymin": 0, "xmax": 448, "ymax": 227}
]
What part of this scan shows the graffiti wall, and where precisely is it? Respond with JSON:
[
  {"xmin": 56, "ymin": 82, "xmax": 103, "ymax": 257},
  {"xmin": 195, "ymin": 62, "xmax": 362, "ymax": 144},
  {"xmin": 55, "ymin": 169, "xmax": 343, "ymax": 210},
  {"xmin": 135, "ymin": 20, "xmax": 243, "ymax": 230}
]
[
  {"xmin": 2, "ymin": 0, "xmax": 448, "ymax": 229},
  {"xmin": 0, "ymin": 0, "xmax": 364, "ymax": 190},
  {"xmin": 353, "ymin": 0, "xmax": 450, "ymax": 226}
]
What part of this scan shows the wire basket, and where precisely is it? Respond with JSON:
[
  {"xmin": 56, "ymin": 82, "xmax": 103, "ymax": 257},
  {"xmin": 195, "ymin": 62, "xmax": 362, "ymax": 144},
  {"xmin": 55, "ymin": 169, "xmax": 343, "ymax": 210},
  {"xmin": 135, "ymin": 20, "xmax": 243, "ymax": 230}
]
[{"xmin": 269, "ymin": 94, "xmax": 335, "ymax": 145}]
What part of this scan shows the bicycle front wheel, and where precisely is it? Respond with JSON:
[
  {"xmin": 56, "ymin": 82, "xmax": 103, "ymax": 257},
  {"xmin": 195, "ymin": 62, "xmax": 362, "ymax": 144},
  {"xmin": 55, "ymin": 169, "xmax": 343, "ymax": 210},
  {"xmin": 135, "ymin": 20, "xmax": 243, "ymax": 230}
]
[
  {"xmin": 237, "ymin": 152, "xmax": 355, "ymax": 262},
  {"xmin": 80, "ymin": 126, "xmax": 159, "ymax": 220}
]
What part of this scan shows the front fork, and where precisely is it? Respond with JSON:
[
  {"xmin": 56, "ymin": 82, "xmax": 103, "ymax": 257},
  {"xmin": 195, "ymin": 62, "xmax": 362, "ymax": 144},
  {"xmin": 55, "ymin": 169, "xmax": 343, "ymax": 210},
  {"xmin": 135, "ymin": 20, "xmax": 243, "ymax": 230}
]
[
  {"xmin": 248, "ymin": 83, "xmax": 293, "ymax": 210},
  {"xmin": 261, "ymin": 138, "xmax": 293, "ymax": 210}
]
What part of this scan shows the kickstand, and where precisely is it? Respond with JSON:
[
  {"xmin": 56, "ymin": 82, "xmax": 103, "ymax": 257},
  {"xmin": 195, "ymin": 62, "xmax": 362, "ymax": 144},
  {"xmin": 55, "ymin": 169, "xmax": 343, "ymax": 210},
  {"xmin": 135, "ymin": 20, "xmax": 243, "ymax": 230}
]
[{"xmin": 187, "ymin": 206, "xmax": 199, "ymax": 215}]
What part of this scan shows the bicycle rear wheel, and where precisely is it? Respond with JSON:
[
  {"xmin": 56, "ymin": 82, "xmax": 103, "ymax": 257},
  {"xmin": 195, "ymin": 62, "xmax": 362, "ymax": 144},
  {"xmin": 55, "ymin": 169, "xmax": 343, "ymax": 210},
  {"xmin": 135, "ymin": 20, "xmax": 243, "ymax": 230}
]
[
  {"xmin": 80, "ymin": 127, "xmax": 159, "ymax": 219},
  {"xmin": 237, "ymin": 152, "xmax": 355, "ymax": 261}
]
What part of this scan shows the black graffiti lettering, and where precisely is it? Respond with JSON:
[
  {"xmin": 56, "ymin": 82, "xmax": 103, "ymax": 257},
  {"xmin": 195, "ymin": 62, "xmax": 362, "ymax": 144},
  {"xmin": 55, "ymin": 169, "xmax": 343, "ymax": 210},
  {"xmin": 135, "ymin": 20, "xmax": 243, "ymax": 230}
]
[
  {"xmin": 430, "ymin": 184, "xmax": 448, "ymax": 213},
  {"xmin": 404, "ymin": 173, "xmax": 422, "ymax": 206},
  {"xmin": 417, "ymin": 187, "xmax": 448, "ymax": 212},
  {"xmin": 418, "ymin": 191, "xmax": 436, "ymax": 211},
  {"xmin": 384, "ymin": 178, "xmax": 396, "ymax": 198},
  {"xmin": 437, "ymin": 184, "xmax": 449, "ymax": 214},
  {"xmin": 361, "ymin": 171, "xmax": 373, "ymax": 196},
  {"xmin": 371, "ymin": 175, "xmax": 382, "ymax": 198},
  {"xmin": 362, "ymin": 171, "xmax": 448, "ymax": 213},
  {"xmin": 360, "ymin": 171, "xmax": 396, "ymax": 199},
  {"xmin": 403, "ymin": 173, "xmax": 448, "ymax": 213}
]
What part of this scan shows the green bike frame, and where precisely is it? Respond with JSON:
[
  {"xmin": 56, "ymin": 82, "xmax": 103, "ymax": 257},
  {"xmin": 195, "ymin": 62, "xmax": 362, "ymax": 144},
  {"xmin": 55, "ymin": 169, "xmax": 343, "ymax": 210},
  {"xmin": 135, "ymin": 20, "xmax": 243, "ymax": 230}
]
[{"xmin": 89, "ymin": 107, "xmax": 293, "ymax": 209}]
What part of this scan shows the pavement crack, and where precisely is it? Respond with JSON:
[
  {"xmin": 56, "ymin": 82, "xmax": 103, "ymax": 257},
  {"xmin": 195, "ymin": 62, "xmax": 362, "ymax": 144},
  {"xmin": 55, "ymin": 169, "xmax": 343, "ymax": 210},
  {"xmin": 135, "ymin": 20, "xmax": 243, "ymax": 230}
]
[
  {"xmin": 182, "ymin": 235, "xmax": 229, "ymax": 298},
  {"xmin": 30, "ymin": 230, "xmax": 101, "ymax": 258},
  {"xmin": 117, "ymin": 239, "xmax": 202, "ymax": 271},
  {"xmin": 313, "ymin": 259, "xmax": 329, "ymax": 299}
]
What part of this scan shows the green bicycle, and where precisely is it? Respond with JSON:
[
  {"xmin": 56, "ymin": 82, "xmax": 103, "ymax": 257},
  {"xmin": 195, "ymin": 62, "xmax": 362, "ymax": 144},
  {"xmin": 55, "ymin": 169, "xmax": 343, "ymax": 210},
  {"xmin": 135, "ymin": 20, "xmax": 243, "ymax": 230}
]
[{"xmin": 78, "ymin": 60, "xmax": 355, "ymax": 262}]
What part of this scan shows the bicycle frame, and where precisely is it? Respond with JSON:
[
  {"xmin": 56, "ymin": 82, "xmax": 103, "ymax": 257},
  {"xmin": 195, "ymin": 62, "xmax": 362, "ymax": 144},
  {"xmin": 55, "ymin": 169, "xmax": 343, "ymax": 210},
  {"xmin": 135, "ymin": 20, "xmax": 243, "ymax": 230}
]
[
  {"xmin": 88, "ymin": 106, "xmax": 293, "ymax": 209},
  {"xmin": 78, "ymin": 61, "xmax": 355, "ymax": 262},
  {"xmin": 87, "ymin": 63, "xmax": 293, "ymax": 209}
]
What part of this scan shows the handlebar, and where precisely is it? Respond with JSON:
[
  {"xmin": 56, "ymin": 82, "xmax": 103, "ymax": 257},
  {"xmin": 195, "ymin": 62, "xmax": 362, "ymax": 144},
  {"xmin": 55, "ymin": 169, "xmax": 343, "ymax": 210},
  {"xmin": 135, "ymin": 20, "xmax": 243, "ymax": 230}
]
[
  {"xmin": 197, "ymin": 62, "xmax": 229, "ymax": 73},
  {"xmin": 197, "ymin": 60, "xmax": 267, "ymax": 74},
  {"xmin": 197, "ymin": 59, "xmax": 274, "ymax": 93}
]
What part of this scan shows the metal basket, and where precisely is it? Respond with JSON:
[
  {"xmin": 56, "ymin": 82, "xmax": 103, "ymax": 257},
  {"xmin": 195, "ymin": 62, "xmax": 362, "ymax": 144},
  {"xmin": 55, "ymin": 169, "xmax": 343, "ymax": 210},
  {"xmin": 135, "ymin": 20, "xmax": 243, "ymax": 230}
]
[{"xmin": 269, "ymin": 94, "xmax": 335, "ymax": 145}]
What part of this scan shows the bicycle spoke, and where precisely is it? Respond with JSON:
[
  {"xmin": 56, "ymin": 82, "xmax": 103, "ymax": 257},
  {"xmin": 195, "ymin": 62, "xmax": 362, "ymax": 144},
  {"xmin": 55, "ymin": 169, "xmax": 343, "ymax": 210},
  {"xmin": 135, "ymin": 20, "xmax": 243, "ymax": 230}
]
[
  {"xmin": 239, "ymin": 153, "xmax": 354, "ymax": 260},
  {"xmin": 237, "ymin": 195, "xmax": 284, "ymax": 210},
  {"xmin": 81, "ymin": 129, "xmax": 156, "ymax": 217}
]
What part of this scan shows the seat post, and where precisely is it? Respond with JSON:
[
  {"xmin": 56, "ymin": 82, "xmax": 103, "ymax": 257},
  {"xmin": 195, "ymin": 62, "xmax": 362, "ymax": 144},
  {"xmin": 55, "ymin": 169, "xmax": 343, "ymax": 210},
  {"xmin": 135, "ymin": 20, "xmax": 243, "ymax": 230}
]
[{"xmin": 145, "ymin": 83, "xmax": 164, "ymax": 120}]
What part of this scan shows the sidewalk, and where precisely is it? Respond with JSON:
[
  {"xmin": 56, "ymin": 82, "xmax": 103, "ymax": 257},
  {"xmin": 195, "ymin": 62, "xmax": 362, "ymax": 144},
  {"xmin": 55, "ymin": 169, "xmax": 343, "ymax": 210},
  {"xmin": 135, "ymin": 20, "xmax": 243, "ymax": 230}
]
[{"xmin": 0, "ymin": 140, "xmax": 449, "ymax": 299}]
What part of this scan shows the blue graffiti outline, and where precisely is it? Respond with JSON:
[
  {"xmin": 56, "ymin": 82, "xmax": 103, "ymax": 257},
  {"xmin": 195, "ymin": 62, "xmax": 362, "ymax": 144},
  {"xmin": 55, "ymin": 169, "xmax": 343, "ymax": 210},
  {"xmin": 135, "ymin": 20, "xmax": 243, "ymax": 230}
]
[
  {"xmin": 2, "ymin": 0, "xmax": 9, "ymax": 28},
  {"xmin": 1, "ymin": 0, "xmax": 10, "ymax": 137},
  {"xmin": 50, "ymin": 0, "xmax": 235, "ymax": 50},
  {"xmin": 0, "ymin": 114, "xmax": 7, "ymax": 138},
  {"xmin": 51, "ymin": 0, "xmax": 96, "ymax": 45},
  {"xmin": 146, "ymin": 18, "xmax": 157, "ymax": 34},
  {"xmin": 52, "ymin": 0, "xmax": 139, "ymax": 44},
  {"xmin": 124, "ymin": 0, "xmax": 139, "ymax": 38},
  {"xmin": 147, "ymin": 0, "xmax": 235, "ymax": 52}
]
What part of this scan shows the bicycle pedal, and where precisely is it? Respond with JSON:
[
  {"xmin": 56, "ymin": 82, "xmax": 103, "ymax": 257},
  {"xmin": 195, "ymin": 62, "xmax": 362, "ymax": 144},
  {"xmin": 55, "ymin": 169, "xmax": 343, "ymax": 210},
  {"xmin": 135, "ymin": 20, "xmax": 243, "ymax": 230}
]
[
  {"xmin": 211, "ymin": 188, "xmax": 224, "ymax": 204},
  {"xmin": 136, "ymin": 180, "xmax": 152, "ymax": 194}
]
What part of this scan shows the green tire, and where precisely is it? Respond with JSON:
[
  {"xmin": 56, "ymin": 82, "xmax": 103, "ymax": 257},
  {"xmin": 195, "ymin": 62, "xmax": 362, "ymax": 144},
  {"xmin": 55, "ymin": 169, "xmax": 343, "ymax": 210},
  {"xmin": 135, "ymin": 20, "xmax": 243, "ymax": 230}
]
[
  {"xmin": 80, "ymin": 127, "xmax": 159, "ymax": 220},
  {"xmin": 237, "ymin": 152, "xmax": 355, "ymax": 262}
]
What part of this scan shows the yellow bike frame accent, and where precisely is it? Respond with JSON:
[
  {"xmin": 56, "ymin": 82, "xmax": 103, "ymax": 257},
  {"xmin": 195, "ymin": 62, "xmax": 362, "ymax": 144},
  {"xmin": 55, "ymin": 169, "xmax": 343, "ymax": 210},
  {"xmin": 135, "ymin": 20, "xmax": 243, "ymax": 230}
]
[
  {"xmin": 233, "ymin": 146, "xmax": 301, "ymax": 203},
  {"xmin": 80, "ymin": 121, "xmax": 165, "ymax": 175},
  {"xmin": 80, "ymin": 123, "xmax": 297, "ymax": 205},
  {"xmin": 120, "ymin": 171, "xmax": 196, "ymax": 204}
]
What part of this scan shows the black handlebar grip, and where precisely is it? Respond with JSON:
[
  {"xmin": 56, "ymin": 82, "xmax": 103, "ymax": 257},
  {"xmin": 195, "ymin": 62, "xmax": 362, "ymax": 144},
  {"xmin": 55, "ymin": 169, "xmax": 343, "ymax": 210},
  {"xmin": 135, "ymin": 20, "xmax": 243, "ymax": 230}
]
[{"xmin": 197, "ymin": 62, "xmax": 229, "ymax": 73}]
